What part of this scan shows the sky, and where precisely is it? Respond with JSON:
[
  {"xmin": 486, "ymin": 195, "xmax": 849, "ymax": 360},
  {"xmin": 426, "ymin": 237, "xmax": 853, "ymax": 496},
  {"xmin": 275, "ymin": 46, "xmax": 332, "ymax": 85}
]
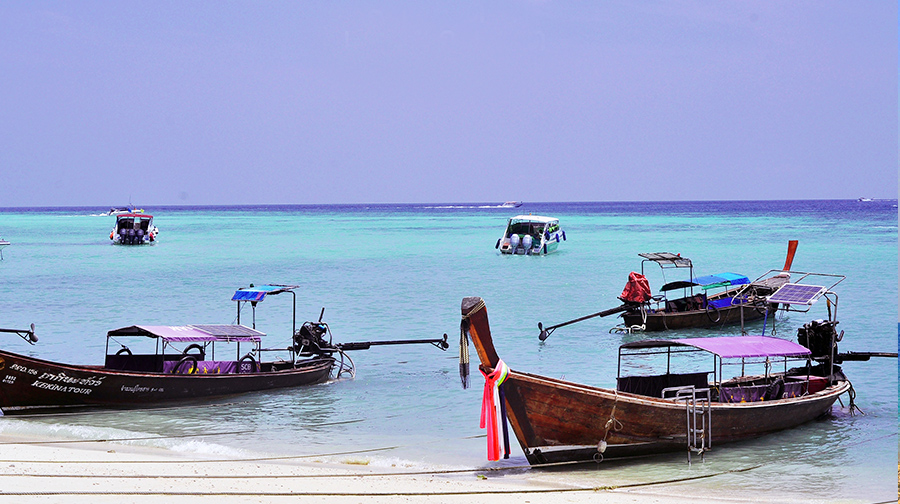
[{"xmin": 0, "ymin": 2, "xmax": 897, "ymax": 207}]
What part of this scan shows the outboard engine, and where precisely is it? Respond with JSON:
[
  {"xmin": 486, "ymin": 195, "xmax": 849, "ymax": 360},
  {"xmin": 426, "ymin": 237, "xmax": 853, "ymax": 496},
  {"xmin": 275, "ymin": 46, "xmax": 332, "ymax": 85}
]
[
  {"xmin": 796, "ymin": 319, "xmax": 847, "ymax": 381},
  {"xmin": 509, "ymin": 234, "xmax": 520, "ymax": 252},
  {"xmin": 797, "ymin": 319, "xmax": 840, "ymax": 360},
  {"xmin": 522, "ymin": 234, "xmax": 533, "ymax": 253},
  {"xmin": 293, "ymin": 321, "xmax": 334, "ymax": 356}
]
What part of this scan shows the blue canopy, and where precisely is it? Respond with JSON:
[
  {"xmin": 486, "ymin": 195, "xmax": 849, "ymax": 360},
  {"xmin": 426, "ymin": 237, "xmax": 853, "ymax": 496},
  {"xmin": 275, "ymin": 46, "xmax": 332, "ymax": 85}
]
[{"xmin": 690, "ymin": 273, "xmax": 749, "ymax": 291}]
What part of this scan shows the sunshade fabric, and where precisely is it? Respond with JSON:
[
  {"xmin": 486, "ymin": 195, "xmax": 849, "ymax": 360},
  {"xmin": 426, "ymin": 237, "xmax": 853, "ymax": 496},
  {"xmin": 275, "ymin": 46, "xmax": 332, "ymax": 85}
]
[{"xmin": 622, "ymin": 335, "xmax": 811, "ymax": 359}]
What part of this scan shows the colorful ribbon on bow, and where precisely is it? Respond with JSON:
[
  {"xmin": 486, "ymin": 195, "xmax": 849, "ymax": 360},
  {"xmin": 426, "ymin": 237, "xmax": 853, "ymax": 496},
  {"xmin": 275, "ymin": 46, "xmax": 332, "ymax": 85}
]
[{"xmin": 480, "ymin": 359, "xmax": 510, "ymax": 461}]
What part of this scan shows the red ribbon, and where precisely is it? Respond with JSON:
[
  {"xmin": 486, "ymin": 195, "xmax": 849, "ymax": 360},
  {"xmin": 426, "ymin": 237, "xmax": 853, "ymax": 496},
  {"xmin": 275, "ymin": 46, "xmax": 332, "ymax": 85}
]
[{"xmin": 480, "ymin": 359, "xmax": 509, "ymax": 461}]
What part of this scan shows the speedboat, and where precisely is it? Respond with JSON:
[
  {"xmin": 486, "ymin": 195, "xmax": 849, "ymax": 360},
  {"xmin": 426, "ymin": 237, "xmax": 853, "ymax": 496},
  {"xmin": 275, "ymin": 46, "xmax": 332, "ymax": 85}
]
[
  {"xmin": 110, "ymin": 213, "xmax": 159, "ymax": 245},
  {"xmin": 499, "ymin": 201, "xmax": 523, "ymax": 208},
  {"xmin": 105, "ymin": 205, "xmax": 144, "ymax": 216},
  {"xmin": 495, "ymin": 215, "xmax": 565, "ymax": 255}
]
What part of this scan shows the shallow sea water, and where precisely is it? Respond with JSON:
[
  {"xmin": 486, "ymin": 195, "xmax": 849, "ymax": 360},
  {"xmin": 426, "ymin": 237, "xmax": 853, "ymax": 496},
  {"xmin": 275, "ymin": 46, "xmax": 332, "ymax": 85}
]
[{"xmin": 0, "ymin": 200, "xmax": 896, "ymax": 502}]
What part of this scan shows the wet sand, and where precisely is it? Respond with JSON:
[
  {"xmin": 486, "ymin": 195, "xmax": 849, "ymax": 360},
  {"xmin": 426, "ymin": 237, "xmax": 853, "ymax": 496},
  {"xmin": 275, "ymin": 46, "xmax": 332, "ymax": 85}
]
[{"xmin": 0, "ymin": 432, "xmax": 855, "ymax": 504}]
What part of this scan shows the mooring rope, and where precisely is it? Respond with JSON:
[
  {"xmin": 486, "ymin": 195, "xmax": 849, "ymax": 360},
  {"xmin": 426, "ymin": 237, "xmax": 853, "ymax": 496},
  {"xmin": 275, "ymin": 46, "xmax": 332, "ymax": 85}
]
[
  {"xmin": 1, "ymin": 400, "xmax": 252, "ymax": 418},
  {"xmin": 0, "ymin": 429, "xmax": 253, "ymax": 445},
  {"xmin": 0, "ymin": 464, "xmax": 764, "ymax": 497},
  {"xmin": 0, "ymin": 444, "xmax": 404, "ymax": 465}
]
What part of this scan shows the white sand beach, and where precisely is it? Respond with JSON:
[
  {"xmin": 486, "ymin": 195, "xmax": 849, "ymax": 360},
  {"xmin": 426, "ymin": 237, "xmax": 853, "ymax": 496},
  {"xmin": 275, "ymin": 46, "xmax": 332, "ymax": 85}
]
[{"xmin": 0, "ymin": 432, "xmax": 867, "ymax": 504}]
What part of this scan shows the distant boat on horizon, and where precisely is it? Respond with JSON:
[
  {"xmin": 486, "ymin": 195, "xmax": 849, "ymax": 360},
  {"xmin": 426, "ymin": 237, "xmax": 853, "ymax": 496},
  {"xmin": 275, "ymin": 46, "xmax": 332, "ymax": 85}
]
[{"xmin": 499, "ymin": 201, "xmax": 523, "ymax": 208}]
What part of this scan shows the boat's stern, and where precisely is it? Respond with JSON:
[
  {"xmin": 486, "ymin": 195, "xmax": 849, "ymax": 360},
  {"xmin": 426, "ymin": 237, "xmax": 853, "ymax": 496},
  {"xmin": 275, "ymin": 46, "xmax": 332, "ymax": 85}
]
[{"xmin": 496, "ymin": 217, "xmax": 564, "ymax": 255}]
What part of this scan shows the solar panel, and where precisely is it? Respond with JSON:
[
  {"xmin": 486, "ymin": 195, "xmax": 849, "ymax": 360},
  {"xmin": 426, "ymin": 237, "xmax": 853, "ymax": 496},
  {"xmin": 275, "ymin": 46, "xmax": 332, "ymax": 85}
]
[
  {"xmin": 193, "ymin": 324, "xmax": 266, "ymax": 338},
  {"xmin": 639, "ymin": 252, "xmax": 692, "ymax": 267},
  {"xmin": 767, "ymin": 283, "xmax": 826, "ymax": 305}
]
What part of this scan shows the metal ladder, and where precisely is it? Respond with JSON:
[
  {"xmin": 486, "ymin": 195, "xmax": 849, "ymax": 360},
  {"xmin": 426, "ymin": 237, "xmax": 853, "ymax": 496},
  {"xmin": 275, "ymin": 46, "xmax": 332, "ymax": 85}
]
[{"xmin": 663, "ymin": 385, "xmax": 712, "ymax": 464}]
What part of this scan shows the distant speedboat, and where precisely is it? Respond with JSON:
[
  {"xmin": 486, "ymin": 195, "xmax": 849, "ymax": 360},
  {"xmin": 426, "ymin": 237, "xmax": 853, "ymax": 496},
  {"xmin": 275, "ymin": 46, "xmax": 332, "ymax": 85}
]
[
  {"xmin": 496, "ymin": 215, "xmax": 565, "ymax": 255},
  {"xmin": 499, "ymin": 201, "xmax": 523, "ymax": 208},
  {"xmin": 110, "ymin": 213, "xmax": 159, "ymax": 245},
  {"xmin": 857, "ymin": 197, "xmax": 873, "ymax": 202},
  {"xmin": 106, "ymin": 205, "xmax": 144, "ymax": 216}
]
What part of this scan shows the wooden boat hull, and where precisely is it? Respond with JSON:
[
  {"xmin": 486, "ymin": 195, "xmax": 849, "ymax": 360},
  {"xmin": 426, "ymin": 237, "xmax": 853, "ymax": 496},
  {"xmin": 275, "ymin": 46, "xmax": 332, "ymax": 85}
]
[
  {"xmin": 502, "ymin": 368, "xmax": 848, "ymax": 464},
  {"xmin": 0, "ymin": 349, "xmax": 335, "ymax": 414},
  {"xmin": 461, "ymin": 296, "xmax": 848, "ymax": 465},
  {"xmin": 621, "ymin": 302, "xmax": 772, "ymax": 331}
]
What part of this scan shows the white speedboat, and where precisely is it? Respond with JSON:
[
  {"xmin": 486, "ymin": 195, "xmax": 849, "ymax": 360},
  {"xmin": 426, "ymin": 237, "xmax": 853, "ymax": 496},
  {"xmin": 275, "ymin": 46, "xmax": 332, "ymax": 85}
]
[
  {"xmin": 495, "ymin": 215, "xmax": 565, "ymax": 255},
  {"xmin": 110, "ymin": 213, "xmax": 159, "ymax": 245},
  {"xmin": 105, "ymin": 205, "xmax": 144, "ymax": 216}
]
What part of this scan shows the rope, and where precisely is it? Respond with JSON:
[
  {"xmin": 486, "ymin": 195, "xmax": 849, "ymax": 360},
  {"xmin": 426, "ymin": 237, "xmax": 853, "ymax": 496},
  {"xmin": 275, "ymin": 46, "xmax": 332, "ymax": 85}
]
[
  {"xmin": 0, "ymin": 430, "xmax": 253, "ymax": 445},
  {"xmin": 0, "ymin": 445, "xmax": 403, "ymax": 464},
  {"xmin": 462, "ymin": 298, "xmax": 486, "ymax": 320},
  {"xmin": 1, "ymin": 400, "xmax": 252, "ymax": 418},
  {"xmin": 459, "ymin": 319, "xmax": 470, "ymax": 389},
  {"xmin": 0, "ymin": 465, "xmax": 765, "ymax": 496}
]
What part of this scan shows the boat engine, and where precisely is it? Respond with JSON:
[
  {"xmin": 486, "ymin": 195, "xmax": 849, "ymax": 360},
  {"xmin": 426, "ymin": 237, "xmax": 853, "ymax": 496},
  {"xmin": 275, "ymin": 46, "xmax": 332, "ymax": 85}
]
[
  {"xmin": 522, "ymin": 234, "xmax": 533, "ymax": 253},
  {"xmin": 797, "ymin": 319, "xmax": 841, "ymax": 361},
  {"xmin": 293, "ymin": 321, "xmax": 335, "ymax": 356},
  {"xmin": 509, "ymin": 234, "xmax": 520, "ymax": 252},
  {"xmin": 795, "ymin": 318, "xmax": 850, "ymax": 382}
]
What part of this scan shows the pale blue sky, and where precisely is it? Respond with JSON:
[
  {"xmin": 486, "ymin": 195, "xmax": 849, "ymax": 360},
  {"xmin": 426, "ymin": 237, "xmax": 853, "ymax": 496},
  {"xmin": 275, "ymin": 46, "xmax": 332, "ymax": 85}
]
[{"xmin": 1, "ymin": 2, "xmax": 896, "ymax": 206}]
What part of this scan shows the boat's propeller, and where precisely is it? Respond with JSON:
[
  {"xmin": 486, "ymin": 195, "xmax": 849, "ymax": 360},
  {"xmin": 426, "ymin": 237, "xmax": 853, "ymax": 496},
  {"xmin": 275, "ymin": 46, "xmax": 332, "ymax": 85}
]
[{"xmin": 0, "ymin": 323, "xmax": 38, "ymax": 345}]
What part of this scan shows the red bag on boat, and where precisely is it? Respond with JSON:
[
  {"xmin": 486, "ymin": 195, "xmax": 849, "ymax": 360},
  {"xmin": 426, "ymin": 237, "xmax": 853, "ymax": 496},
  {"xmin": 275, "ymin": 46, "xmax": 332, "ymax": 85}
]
[{"xmin": 619, "ymin": 272, "xmax": 651, "ymax": 303}]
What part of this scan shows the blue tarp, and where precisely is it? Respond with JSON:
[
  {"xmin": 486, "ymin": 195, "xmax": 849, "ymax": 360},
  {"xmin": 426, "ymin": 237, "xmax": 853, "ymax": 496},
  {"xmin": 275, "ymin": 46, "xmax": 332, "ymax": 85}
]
[{"xmin": 690, "ymin": 273, "xmax": 749, "ymax": 290}]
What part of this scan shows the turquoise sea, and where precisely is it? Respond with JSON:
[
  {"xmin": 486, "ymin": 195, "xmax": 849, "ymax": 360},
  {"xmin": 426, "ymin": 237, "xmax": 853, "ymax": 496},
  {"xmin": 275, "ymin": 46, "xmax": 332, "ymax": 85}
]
[{"xmin": 0, "ymin": 200, "xmax": 896, "ymax": 502}]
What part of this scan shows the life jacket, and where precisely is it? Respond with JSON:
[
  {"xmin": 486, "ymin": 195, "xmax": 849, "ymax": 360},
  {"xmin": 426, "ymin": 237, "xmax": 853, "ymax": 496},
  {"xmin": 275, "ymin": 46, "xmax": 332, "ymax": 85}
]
[{"xmin": 619, "ymin": 272, "xmax": 651, "ymax": 304}]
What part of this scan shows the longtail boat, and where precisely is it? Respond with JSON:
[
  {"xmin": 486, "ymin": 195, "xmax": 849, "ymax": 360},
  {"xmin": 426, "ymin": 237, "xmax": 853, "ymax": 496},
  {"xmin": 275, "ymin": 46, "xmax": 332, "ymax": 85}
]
[
  {"xmin": 538, "ymin": 242, "xmax": 800, "ymax": 339},
  {"xmin": 462, "ymin": 276, "xmax": 892, "ymax": 465},
  {"xmin": 616, "ymin": 251, "xmax": 791, "ymax": 332},
  {"xmin": 0, "ymin": 284, "xmax": 447, "ymax": 414}
]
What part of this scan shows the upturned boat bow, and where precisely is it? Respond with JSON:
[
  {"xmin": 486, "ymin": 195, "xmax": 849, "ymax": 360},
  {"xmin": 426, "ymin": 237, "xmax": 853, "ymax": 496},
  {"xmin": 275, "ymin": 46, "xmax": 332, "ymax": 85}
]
[{"xmin": 460, "ymin": 288, "xmax": 887, "ymax": 466}]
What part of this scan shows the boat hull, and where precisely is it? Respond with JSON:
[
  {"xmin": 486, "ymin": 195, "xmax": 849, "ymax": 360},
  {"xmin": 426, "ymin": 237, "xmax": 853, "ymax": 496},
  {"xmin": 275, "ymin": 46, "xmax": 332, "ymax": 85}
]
[
  {"xmin": 621, "ymin": 302, "xmax": 773, "ymax": 331},
  {"xmin": 502, "ymin": 369, "xmax": 848, "ymax": 464},
  {"xmin": 0, "ymin": 349, "xmax": 335, "ymax": 414},
  {"xmin": 461, "ymin": 296, "xmax": 848, "ymax": 465}
]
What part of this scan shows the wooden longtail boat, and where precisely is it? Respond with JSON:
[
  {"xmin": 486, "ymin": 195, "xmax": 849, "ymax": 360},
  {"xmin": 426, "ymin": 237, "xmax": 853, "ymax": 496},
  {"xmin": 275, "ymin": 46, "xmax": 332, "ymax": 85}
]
[
  {"xmin": 617, "ymin": 252, "xmax": 790, "ymax": 332},
  {"xmin": 538, "ymin": 243, "xmax": 803, "ymax": 340},
  {"xmin": 0, "ymin": 331, "xmax": 335, "ymax": 414},
  {"xmin": 462, "ymin": 286, "xmax": 861, "ymax": 465},
  {"xmin": 0, "ymin": 284, "xmax": 447, "ymax": 414}
]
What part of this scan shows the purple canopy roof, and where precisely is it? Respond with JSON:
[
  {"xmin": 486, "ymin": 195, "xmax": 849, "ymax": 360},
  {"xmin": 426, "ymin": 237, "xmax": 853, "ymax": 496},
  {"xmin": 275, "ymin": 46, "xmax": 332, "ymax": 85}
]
[
  {"xmin": 621, "ymin": 335, "xmax": 811, "ymax": 359},
  {"xmin": 107, "ymin": 324, "xmax": 264, "ymax": 343}
]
